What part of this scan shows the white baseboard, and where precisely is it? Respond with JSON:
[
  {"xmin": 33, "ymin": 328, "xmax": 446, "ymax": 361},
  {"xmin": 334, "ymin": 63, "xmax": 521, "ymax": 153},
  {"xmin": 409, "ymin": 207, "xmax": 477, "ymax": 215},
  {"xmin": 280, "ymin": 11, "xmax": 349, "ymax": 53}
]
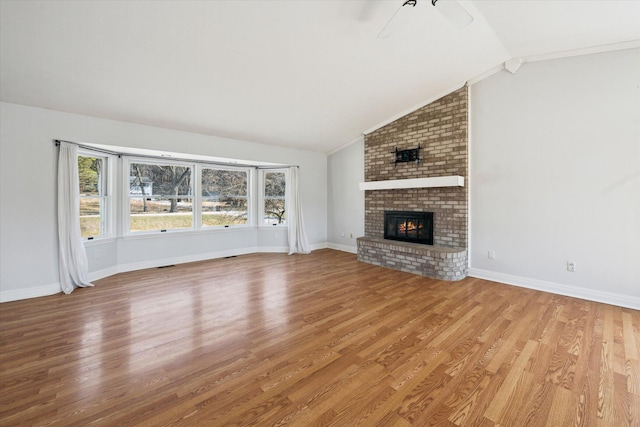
[
  {"xmin": 117, "ymin": 247, "xmax": 262, "ymax": 274},
  {"xmin": 468, "ymin": 268, "xmax": 640, "ymax": 310},
  {"xmin": 88, "ymin": 266, "xmax": 119, "ymax": 282},
  {"xmin": 0, "ymin": 282, "xmax": 62, "ymax": 303},
  {"xmin": 2, "ymin": 266, "xmax": 121, "ymax": 302},
  {"xmin": 310, "ymin": 242, "xmax": 328, "ymax": 251},
  {"xmin": 258, "ymin": 246, "xmax": 289, "ymax": 253},
  {"xmin": 6, "ymin": 257, "xmax": 637, "ymax": 310},
  {"xmin": 327, "ymin": 242, "xmax": 357, "ymax": 254},
  {"xmin": 1, "ymin": 244, "xmax": 330, "ymax": 303}
]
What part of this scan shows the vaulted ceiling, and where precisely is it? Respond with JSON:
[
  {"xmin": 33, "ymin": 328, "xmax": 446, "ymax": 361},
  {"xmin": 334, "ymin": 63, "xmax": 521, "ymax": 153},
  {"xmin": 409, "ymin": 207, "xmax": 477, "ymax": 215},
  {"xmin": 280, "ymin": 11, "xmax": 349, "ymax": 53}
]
[{"xmin": 1, "ymin": 1, "xmax": 639, "ymax": 153}]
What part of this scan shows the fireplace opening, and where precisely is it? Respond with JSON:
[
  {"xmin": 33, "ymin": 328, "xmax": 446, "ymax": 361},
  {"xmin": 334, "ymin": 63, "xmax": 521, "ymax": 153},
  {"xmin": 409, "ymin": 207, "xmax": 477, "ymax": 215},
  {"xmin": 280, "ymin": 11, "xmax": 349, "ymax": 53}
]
[{"xmin": 384, "ymin": 211, "xmax": 434, "ymax": 245}]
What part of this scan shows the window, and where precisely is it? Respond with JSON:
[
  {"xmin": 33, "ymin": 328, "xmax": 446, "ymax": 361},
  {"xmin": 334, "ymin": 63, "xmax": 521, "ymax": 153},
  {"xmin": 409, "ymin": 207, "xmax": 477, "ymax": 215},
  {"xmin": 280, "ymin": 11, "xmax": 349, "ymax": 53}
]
[
  {"xmin": 261, "ymin": 170, "xmax": 287, "ymax": 226},
  {"xmin": 117, "ymin": 156, "xmax": 289, "ymax": 236},
  {"xmin": 201, "ymin": 167, "xmax": 250, "ymax": 227},
  {"xmin": 127, "ymin": 160, "xmax": 193, "ymax": 233},
  {"xmin": 78, "ymin": 152, "xmax": 112, "ymax": 239}
]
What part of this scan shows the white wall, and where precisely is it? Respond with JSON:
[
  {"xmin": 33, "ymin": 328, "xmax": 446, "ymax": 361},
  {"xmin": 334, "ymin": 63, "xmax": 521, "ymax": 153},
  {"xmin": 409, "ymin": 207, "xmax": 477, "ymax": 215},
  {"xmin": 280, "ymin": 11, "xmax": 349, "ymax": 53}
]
[
  {"xmin": 469, "ymin": 48, "xmax": 640, "ymax": 308},
  {"xmin": 327, "ymin": 138, "xmax": 365, "ymax": 253},
  {"xmin": 325, "ymin": 48, "xmax": 639, "ymax": 308},
  {"xmin": 0, "ymin": 102, "xmax": 327, "ymax": 301},
  {"xmin": 3, "ymin": 49, "xmax": 639, "ymax": 307}
]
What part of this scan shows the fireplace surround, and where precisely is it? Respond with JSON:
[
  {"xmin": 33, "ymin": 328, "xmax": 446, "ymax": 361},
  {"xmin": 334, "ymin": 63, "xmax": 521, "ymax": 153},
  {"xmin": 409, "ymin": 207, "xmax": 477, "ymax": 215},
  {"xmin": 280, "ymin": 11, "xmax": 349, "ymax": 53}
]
[
  {"xmin": 384, "ymin": 211, "xmax": 433, "ymax": 245},
  {"xmin": 357, "ymin": 87, "xmax": 468, "ymax": 281}
]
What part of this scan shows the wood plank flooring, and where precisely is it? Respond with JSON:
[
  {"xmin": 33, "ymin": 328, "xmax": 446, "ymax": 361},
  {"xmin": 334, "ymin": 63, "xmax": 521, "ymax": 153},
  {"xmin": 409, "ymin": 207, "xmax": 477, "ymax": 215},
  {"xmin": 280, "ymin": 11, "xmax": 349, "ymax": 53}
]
[{"xmin": 1, "ymin": 249, "xmax": 638, "ymax": 426}]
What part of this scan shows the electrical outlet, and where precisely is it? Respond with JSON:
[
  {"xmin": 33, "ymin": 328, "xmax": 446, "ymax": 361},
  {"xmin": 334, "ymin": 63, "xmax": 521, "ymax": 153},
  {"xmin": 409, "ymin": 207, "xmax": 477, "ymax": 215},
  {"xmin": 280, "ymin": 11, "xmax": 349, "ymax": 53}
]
[
  {"xmin": 350, "ymin": 233, "xmax": 353, "ymax": 238},
  {"xmin": 488, "ymin": 250, "xmax": 495, "ymax": 260},
  {"xmin": 341, "ymin": 232, "xmax": 345, "ymax": 238},
  {"xmin": 567, "ymin": 261, "xmax": 576, "ymax": 272}
]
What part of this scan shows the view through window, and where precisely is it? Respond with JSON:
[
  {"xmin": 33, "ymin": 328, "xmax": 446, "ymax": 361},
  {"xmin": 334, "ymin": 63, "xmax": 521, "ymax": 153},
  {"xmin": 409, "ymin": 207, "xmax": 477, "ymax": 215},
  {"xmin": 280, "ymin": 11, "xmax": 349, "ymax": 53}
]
[
  {"xmin": 129, "ymin": 162, "xmax": 193, "ymax": 232},
  {"xmin": 78, "ymin": 154, "xmax": 109, "ymax": 238},
  {"xmin": 77, "ymin": 153, "xmax": 288, "ymax": 237},
  {"xmin": 263, "ymin": 170, "xmax": 286, "ymax": 225},
  {"xmin": 201, "ymin": 168, "xmax": 249, "ymax": 227}
]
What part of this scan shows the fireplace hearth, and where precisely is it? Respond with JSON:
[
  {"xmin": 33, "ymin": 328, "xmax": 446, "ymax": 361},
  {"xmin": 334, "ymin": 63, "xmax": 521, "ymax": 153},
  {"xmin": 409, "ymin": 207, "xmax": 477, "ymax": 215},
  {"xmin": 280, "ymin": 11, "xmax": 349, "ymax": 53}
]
[{"xmin": 384, "ymin": 211, "xmax": 433, "ymax": 245}]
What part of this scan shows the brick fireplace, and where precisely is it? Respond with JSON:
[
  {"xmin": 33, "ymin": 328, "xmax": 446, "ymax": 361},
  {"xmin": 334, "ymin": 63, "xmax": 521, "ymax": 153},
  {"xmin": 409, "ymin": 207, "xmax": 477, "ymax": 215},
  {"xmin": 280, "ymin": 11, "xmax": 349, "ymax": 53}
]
[{"xmin": 357, "ymin": 87, "xmax": 468, "ymax": 280}]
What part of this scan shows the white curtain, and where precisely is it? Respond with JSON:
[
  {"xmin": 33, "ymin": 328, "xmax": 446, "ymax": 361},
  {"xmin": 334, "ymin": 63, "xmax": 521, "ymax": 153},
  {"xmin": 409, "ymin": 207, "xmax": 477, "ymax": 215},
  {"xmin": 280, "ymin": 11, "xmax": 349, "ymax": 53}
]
[
  {"xmin": 287, "ymin": 166, "xmax": 311, "ymax": 255},
  {"xmin": 58, "ymin": 142, "xmax": 94, "ymax": 294}
]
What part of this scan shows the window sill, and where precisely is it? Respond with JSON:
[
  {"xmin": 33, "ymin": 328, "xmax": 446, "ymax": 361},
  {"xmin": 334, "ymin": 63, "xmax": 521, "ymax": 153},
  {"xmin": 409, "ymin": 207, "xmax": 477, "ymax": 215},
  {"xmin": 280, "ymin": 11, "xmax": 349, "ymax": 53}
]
[
  {"xmin": 83, "ymin": 237, "xmax": 116, "ymax": 246},
  {"xmin": 121, "ymin": 226, "xmax": 256, "ymax": 240}
]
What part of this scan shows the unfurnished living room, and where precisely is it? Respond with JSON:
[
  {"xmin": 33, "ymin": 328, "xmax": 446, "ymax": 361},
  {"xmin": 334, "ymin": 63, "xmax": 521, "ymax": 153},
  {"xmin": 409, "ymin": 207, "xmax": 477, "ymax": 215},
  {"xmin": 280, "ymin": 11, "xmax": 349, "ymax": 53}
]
[{"xmin": 0, "ymin": 1, "xmax": 639, "ymax": 426}]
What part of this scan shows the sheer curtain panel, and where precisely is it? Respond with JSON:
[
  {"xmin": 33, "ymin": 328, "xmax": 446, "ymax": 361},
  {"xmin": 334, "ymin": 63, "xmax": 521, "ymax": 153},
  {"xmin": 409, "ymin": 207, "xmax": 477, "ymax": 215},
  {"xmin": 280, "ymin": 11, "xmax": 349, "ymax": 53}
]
[
  {"xmin": 58, "ymin": 142, "xmax": 94, "ymax": 294},
  {"xmin": 287, "ymin": 166, "xmax": 311, "ymax": 255}
]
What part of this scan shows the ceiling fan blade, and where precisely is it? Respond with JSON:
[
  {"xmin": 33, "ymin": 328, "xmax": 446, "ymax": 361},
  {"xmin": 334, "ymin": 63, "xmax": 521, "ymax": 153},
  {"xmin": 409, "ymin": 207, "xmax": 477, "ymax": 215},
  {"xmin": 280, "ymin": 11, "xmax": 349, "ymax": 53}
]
[
  {"xmin": 432, "ymin": 0, "xmax": 473, "ymax": 29},
  {"xmin": 377, "ymin": 0, "xmax": 417, "ymax": 39}
]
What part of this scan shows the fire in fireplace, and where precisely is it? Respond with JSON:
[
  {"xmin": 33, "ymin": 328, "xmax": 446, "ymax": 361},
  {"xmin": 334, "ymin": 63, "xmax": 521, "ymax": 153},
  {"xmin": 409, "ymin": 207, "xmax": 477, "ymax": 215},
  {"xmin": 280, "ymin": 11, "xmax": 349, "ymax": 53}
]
[{"xmin": 384, "ymin": 211, "xmax": 434, "ymax": 245}]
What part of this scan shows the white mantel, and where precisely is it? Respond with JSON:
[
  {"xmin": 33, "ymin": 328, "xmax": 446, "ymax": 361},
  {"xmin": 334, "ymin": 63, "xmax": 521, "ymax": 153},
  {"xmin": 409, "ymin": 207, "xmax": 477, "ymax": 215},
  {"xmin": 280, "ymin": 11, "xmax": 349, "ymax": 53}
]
[{"xmin": 359, "ymin": 176, "xmax": 464, "ymax": 191}]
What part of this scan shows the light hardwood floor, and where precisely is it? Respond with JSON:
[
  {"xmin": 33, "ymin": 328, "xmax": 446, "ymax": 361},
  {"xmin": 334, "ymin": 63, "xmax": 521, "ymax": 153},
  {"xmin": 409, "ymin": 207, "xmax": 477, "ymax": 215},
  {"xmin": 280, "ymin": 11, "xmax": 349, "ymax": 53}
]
[{"xmin": 1, "ymin": 249, "xmax": 638, "ymax": 426}]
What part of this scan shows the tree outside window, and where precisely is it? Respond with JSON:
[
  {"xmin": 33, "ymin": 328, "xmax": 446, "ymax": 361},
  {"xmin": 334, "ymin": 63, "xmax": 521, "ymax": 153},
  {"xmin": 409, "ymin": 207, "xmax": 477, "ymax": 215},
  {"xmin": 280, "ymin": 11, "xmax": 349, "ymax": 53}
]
[
  {"xmin": 263, "ymin": 171, "xmax": 286, "ymax": 225},
  {"xmin": 201, "ymin": 168, "xmax": 249, "ymax": 227},
  {"xmin": 78, "ymin": 155, "xmax": 108, "ymax": 238},
  {"xmin": 86, "ymin": 156, "xmax": 290, "ymax": 236},
  {"xmin": 128, "ymin": 162, "xmax": 193, "ymax": 232}
]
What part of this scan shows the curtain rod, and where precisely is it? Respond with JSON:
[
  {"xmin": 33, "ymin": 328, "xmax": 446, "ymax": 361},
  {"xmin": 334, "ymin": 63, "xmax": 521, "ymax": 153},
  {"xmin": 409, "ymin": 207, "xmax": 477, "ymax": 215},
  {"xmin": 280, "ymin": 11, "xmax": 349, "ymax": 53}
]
[
  {"xmin": 53, "ymin": 139, "xmax": 299, "ymax": 170},
  {"xmin": 54, "ymin": 139, "xmax": 120, "ymax": 157}
]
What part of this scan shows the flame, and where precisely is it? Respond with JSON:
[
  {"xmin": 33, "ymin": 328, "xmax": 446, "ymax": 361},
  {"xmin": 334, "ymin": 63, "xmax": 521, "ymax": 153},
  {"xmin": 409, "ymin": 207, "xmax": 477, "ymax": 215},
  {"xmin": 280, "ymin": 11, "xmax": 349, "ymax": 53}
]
[{"xmin": 398, "ymin": 220, "xmax": 422, "ymax": 234}]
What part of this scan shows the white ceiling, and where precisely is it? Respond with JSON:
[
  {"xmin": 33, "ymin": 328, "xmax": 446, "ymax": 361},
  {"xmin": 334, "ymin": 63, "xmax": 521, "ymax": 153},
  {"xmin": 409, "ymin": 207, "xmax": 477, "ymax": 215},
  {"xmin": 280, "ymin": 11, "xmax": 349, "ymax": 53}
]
[{"xmin": 1, "ymin": 1, "xmax": 639, "ymax": 154}]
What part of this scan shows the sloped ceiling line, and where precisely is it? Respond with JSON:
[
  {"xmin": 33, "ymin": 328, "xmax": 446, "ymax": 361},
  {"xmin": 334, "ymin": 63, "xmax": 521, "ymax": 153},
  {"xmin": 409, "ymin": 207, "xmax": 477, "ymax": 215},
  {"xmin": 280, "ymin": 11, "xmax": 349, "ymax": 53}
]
[{"xmin": 1, "ymin": 1, "xmax": 639, "ymax": 154}]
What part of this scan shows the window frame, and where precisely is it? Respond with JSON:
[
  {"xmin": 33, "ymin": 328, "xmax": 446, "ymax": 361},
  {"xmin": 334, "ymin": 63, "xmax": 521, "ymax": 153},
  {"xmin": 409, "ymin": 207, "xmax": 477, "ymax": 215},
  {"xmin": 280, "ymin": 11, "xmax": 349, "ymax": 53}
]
[
  {"xmin": 123, "ymin": 157, "xmax": 195, "ymax": 235},
  {"xmin": 123, "ymin": 157, "xmax": 259, "ymax": 236},
  {"xmin": 77, "ymin": 149, "xmax": 115, "ymax": 241},
  {"xmin": 258, "ymin": 168, "xmax": 289, "ymax": 228},
  {"xmin": 198, "ymin": 164, "xmax": 254, "ymax": 229}
]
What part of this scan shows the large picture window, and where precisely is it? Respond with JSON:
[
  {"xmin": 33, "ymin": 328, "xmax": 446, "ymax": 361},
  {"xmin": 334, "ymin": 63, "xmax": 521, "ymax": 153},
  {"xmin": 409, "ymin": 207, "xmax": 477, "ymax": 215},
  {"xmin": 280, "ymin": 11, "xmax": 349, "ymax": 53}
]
[
  {"xmin": 261, "ymin": 170, "xmax": 287, "ymax": 226},
  {"xmin": 201, "ymin": 167, "xmax": 249, "ymax": 227},
  {"xmin": 93, "ymin": 155, "xmax": 291, "ymax": 237},
  {"xmin": 78, "ymin": 152, "xmax": 112, "ymax": 239},
  {"xmin": 128, "ymin": 161, "xmax": 193, "ymax": 233}
]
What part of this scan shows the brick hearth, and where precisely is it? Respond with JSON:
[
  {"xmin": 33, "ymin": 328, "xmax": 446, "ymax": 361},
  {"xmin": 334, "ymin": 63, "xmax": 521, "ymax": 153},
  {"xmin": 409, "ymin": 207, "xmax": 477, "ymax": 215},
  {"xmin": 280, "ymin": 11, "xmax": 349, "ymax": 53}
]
[{"xmin": 357, "ymin": 237, "xmax": 467, "ymax": 281}]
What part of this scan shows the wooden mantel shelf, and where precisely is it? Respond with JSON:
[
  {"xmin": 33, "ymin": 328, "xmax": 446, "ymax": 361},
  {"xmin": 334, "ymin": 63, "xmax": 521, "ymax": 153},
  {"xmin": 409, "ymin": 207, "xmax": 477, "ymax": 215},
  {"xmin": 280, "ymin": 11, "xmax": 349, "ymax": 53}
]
[{"xmin": 359, "ymin": 176, "xmax": 464, "ymax": 191}]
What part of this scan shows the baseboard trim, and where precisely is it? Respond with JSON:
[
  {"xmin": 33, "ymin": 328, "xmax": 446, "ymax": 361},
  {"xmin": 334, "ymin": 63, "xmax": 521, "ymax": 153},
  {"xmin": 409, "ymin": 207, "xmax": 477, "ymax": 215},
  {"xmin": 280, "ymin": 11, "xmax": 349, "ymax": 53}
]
[
  {"xmin": 310, "ymin": 242, "xmax": 328, "ymax": 251},
  {"xmin": 117, "ymin": 247, "xmax": 262, "ymax": 274},
  {"xmin": 89, "ymin": 266, "xmax": 119, "ymax": 282},
  {"xmin": 327, "ymin": 243, "xmax": 357, "ymax": 254},
  {"xmin": 468, "ymin": 268, "xmax": 640, "ymax": 310},
  {"xmin": 258, "ymin": 246, "xmax": 289, "ymax": 253},
  {"xmin": 2, "ymin": 266, "xmax": 123, "ymax": 302},
  {"xmin": 5, "ymin": 259, "xmax": 637, "ymax": 308},
  {"xmin": 2, "ymin": 244, "xmax": 331, "ymax": 303},
  {"xmin": 0, "ymin": 282, "xmax": 62, "ymax": 303}
]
